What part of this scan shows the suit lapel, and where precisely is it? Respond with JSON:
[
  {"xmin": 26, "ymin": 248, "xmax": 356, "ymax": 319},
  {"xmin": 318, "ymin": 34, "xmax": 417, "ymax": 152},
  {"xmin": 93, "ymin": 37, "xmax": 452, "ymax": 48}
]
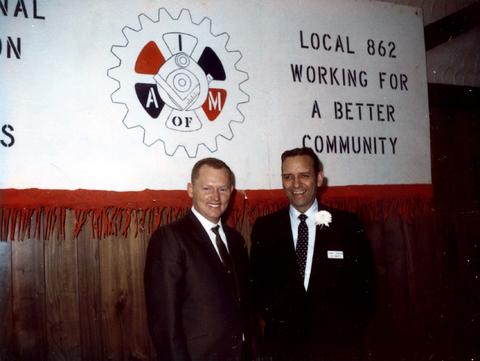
[
  {"xmin": 185, "ymin": 211, "xmax": 226, "ymax": 273},
  {"xmin": 185, "ymin": 211, "xmax": 241, "ymax": 302},
  {"xmin": 276, "ymin": 208, "xmax": 296, "ymax": 256},
  {"xmin": 223, "ymin": 226, "xmax": 243, "ymax": 299},
  {"xmin": 224, "ymin": 226, "xmax": 240, "ymax": 261},
  {"xmin": 276, "ymin": 208, "xmax": 306, "ymax": 291},
  {"xmin": 308, "ymin": 205, "xmax": 331, "ymax": 292}
]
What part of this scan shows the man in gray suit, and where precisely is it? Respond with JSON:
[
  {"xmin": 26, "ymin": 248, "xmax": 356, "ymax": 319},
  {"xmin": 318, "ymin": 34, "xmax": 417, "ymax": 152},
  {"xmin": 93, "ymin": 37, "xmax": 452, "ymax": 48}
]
[
  {"xmin": 250, "ymin": 147, "xmax": 375, "ymax": 361},
  {"xmin": 145, "ymin": 158, "xmax": 253, "ymax": 361}
]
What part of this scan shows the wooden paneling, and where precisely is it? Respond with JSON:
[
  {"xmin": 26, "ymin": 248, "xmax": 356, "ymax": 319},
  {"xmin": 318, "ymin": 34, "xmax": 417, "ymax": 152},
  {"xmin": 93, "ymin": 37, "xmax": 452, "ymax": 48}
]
[
  {"xmin": 1, "ymin": 211, "xmax": 158, "ymax": 361},
  {"xmin": 12, "ymin": 236, "xmax": 47, "ymax": 360},
  {"xmin": 0, "ymin": 240, "xmax": 13, "ymax": 361},
  {"xmin": 141, "ymin": 212, "xmax": 156, "ymax": 360},
  {"xmin": 98, "ymin": 209, "xmax": 154, "ymax": 361},
  {"xmin": 76, "ymin": 211, "xmax": 103, "ymax": 361},
  {"xmin": 45, "ymin": 211, "xmax": 81, "ymax": 361},
  {"xmin": 126, "ymin": 211, "xmax": 154, "ymax": 361}
]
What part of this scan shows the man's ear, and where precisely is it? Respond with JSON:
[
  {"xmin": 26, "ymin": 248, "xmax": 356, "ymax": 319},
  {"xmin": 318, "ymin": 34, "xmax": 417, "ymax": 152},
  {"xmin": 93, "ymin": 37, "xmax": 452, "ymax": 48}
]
[
  {"xmin": 187, "ymin": 183, "xmax": 193, "ymax": 198},
  {"xmin": 316, "ymin": 171, "xmax": 324, "ymax": 187}
]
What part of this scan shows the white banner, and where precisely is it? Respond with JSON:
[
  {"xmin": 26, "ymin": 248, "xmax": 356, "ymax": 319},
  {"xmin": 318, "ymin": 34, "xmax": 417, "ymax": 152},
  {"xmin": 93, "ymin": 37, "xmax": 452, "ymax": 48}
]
[{"xmin": 0, "ymin": 0, "xmax": 430, "ymax": 190}]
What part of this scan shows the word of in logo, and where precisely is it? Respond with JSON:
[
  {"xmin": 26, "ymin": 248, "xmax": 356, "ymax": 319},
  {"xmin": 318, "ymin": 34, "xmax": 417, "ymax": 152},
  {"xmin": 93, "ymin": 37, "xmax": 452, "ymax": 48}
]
[{"xmin": 108, "ymin": 8, "xmax": 249, "ymax": 157}]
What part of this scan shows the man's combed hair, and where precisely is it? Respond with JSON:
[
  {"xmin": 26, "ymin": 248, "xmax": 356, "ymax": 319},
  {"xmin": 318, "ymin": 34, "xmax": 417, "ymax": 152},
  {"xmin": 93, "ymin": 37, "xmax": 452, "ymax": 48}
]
[
  {"xmin": 281, "ymin": 147, "xmax": 323, "ymax": 174},
  {"xmin": 191, "ymin": 157, "xmax": 235, "ymax": 186}
]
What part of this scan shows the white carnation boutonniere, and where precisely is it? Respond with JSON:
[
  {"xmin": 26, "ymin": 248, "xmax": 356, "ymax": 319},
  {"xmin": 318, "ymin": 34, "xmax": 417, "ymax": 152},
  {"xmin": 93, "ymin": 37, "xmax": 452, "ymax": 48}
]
[{"xmin": 314, "ymin": 210, "xmax": 332, "ymax": 229}]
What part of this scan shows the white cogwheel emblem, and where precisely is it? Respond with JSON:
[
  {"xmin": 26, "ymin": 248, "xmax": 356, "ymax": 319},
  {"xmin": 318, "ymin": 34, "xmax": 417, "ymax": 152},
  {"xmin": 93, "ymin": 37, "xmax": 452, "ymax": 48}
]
[{"xmin": 107, "ymin": 8, "xmax": 249, "ymax": 157}]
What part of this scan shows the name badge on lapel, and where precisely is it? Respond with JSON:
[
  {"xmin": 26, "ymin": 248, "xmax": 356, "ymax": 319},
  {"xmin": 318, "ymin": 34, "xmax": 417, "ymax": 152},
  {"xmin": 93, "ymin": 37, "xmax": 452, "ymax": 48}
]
[{"xmin": 327, "ymin": 250, "xmax": 344, "ymax": 259}]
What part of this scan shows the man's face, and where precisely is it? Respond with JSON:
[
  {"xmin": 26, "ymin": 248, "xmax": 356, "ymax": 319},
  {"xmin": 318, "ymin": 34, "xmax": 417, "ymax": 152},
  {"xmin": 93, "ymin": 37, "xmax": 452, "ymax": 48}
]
[
  {"xmin": 281, "ymin": 155, "xmax": 323, "ymax": 213},
  {"xmin": 188, "ymin": 165, "xmax": 233, "ymax": 224}
]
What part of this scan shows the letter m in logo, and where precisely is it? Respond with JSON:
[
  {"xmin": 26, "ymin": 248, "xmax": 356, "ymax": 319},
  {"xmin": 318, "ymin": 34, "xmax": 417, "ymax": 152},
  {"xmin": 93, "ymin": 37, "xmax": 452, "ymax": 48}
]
[{"xmin": 202, "ymin": 88, "xmax": 227, "ymax": 121}]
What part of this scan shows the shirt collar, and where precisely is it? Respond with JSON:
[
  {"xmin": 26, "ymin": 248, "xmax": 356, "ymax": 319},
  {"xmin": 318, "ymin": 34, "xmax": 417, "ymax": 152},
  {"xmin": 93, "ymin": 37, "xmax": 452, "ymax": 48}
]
[
  {"xmin": 289, "ymin": 199, "xmax": 319, "ymax": 221},
  {"xmin": 191, "ymin": 206, "xmax": 223, "ymax": 233}
]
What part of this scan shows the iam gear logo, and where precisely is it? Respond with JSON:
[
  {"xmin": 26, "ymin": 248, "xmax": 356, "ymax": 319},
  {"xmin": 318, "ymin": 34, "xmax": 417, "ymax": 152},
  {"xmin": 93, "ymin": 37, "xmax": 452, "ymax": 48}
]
[{"xmin": 107, "ymin": 8, "xmax": 249, "ymax": 157}]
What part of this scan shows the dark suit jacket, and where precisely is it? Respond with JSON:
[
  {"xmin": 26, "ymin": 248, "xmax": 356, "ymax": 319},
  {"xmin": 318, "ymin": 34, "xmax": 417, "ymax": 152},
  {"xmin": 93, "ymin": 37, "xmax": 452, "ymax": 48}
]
[
  {"xmin": 144, "ymin": 210, "xmax": 252, "ymax": 361},
  {"xmin": 250, "ymin": 205, "xmax": 375, "ymax": 361}
]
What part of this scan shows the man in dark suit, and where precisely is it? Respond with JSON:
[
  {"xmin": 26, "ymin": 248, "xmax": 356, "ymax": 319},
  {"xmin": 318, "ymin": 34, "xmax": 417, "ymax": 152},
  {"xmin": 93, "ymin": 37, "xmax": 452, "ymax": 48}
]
[
  {"xmin": 144, "ymin": 158, "xmax": 252, "ymax": 361},
  {"xmin": 250, "ymin": 147, "xmax": 375, "ymax": 361}
]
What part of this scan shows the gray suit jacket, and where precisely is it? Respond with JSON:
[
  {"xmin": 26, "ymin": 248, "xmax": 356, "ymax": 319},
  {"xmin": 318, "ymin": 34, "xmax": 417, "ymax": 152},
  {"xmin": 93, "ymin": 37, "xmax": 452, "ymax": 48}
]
[
  {"xmin": 145, "ymin": 211, "xmax": 252, "ymax": 361},
  {"xmin": 250, "ymin": 205, "xmax": 375, "ymax": 360}
]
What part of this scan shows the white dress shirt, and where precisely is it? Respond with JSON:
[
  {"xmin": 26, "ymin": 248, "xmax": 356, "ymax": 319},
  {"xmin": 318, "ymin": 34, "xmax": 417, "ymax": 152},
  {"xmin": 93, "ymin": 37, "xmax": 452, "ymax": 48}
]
[
  {"xmin": 289, "ymin": 199, "xmax": 318, "ymax": 290},
  {"xmin": 191, "ymin": 207, "xmax": 229, "ymax": 261}
]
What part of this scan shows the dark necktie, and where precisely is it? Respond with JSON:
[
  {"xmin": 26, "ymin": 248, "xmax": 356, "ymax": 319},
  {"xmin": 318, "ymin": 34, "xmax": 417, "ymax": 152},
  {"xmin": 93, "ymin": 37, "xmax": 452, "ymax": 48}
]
[
  {"xmin": 211, "ymin": 225, "xmax": 232, "ymax": 269},
  {"xmin": 296, "ymin": 214, "xmax": 308, "ymax": 279},
  {"xmin": 211, "ymin": 225, "xmax": 240, "ymax": 300}
]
